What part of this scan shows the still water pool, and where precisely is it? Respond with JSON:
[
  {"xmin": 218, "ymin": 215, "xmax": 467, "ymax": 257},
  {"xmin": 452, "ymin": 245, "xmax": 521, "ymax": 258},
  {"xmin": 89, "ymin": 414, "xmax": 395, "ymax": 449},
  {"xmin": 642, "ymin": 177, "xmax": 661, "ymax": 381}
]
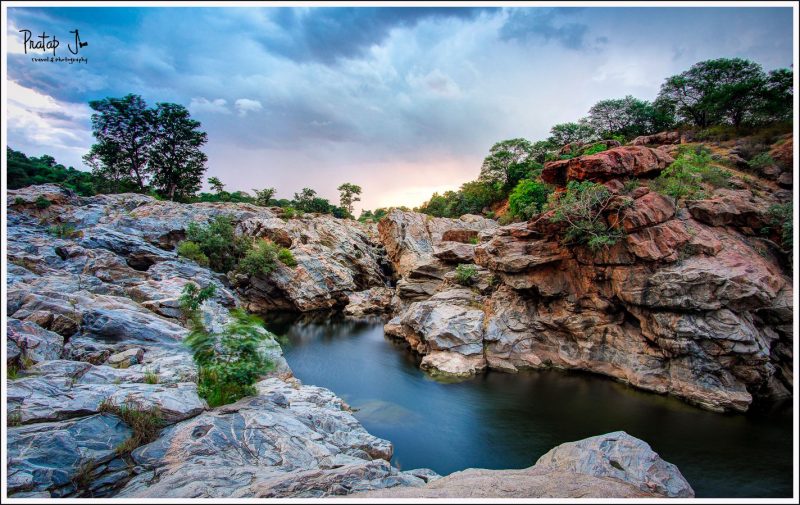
[{"xmin": 264, "ymin": 313, "xmax": 793, "ymax": 498}]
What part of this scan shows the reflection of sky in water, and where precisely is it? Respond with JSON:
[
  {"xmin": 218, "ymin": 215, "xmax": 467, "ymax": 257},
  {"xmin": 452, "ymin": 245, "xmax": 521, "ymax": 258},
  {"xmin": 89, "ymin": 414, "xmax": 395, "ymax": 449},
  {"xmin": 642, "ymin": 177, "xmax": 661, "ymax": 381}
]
[{"xmin": 265, "ymin": 313, "xmax": 793, "ymax": 498}]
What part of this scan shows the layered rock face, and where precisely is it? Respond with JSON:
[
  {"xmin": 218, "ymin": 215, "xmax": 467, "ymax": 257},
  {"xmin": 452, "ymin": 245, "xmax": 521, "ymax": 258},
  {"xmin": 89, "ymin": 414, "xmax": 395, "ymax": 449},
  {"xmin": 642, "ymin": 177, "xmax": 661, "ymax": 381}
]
[
  {"xmin": 4, "ymin": 185, "xmax": 417, "ymax": 498},
  {"xmin": 382, "ymin": 141, "xmax": 793, "ymax": 412},
  {"xmin": 359, "ymin": 431, "xmax": 694, "ymax": 498}
]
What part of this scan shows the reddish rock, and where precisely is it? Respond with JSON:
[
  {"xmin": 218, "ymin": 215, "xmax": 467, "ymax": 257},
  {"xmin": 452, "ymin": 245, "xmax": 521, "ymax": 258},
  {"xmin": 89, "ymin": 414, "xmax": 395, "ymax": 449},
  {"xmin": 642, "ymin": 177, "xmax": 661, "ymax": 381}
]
[
  {"xmin": 609, "ymin": 192, "xmax": 675, "ymax": 232},
  {"xmin": 631, "ymin": 131, "xmax": 680, "ymax": 146},
  {"xmin": 542, "ymin": 146, "xmax": 674, "ymax": 186},
  {"xmin": 769, "ymin": 135, "xmax": 792, "ymax": 172},
  {"xmin": 687, "ymin": 189, "xmax": 769, "ymax": 230},
  {"xmin": 441, "ymin": 229, "xmax": 479, "ymax": 243}
]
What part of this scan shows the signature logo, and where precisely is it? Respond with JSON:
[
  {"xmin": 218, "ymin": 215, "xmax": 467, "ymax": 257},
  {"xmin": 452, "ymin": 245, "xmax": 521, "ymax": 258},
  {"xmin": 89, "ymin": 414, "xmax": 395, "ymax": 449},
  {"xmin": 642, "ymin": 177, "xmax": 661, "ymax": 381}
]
[{"xmin": 19, "ymin": 28, "xmax": 88, "ymax": 63}]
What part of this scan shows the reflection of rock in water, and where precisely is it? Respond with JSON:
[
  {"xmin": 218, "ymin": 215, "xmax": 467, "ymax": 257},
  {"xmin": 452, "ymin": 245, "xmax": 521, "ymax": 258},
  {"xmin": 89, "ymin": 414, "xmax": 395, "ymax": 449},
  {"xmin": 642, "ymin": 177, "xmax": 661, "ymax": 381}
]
[{"xmin": 354, "ymin": 399, "xmax": 421, "ymax": 425}]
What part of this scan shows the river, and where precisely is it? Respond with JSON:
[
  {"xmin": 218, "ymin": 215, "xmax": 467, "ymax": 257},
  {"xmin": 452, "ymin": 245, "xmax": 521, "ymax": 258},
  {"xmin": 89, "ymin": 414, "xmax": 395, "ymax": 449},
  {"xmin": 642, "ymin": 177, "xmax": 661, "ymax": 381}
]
[{"xmin": 264, "ymin": 312, "xmax": 793, "ymax": 498}]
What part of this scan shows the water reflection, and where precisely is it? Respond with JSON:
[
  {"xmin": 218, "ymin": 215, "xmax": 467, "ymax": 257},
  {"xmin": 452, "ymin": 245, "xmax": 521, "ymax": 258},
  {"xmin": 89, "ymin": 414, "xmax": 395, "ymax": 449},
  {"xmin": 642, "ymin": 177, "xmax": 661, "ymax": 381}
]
[{"xmin": 264, "ymin": 312, "xmax": 793, "ymax": 498}]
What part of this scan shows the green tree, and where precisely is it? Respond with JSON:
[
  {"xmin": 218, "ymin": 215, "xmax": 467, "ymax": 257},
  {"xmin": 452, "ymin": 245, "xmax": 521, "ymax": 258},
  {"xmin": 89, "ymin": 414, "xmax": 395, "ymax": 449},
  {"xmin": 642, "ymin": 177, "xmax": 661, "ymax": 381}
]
[
  {"xmin": 757, "ymin": 68, "xmax": 793, "ymax": 123},
  {"xmin": 548, "ymin": 181, "xmax": 625, "ymax": 251},
  {"xmin": 479, "ymin": 138, "xmax": 536, "ymax": 191},
  {"xmin": 84, "ymin": 94, "xmax": 153, "ymax": 192},
  {"xmin": 208, "ymin": 177, "xmax": 225, "ymax": 194},
  {"xmin": 253, "ymin": 187, "xmax": 276, "ymax": 206},
  {"xmin": 657, "ymin": 58, "xmax": 767, "ymax": 127},
  {"xmin": 508, "ymin": 179, "xmax": 552, "ymax": 220},
  {"xmin": 548, "ymin": 121, "xmax": 597, "ymax": 147},
  {"xmin": 337, "ymin": 183, "xmax": 362, "ymax": 216},
  {"xmin": 148, "ymin": 103, "xmax": 208, "ymax": 201},
  {"xmin": 587, "ymin": 96, "xmax": 675, "ymax": 139}
]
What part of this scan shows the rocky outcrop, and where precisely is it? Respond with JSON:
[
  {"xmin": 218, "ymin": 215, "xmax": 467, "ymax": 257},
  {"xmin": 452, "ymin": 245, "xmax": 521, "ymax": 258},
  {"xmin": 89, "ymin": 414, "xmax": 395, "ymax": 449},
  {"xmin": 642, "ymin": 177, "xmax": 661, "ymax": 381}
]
[
  {"xmin": 358, "ymin": 431, "xmax": 693, "ymax": 498},
  {"xmin": 541, "ymin": 146, "xmax": 674, "ymax": 185},
  {"xmin": 383, "ymin": 145, "xmax": 792, "ymax": 412},
  {"xmin": 631, "ymin": 131, "xmax": 681, "ymax": 146}
]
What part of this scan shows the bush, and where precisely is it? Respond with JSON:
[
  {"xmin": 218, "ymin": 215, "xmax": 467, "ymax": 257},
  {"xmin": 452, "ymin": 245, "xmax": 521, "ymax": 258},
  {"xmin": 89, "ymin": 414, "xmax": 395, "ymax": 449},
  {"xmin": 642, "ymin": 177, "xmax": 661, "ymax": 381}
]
[
  {"xmin": 48, "ymin": 223, "xmax": 81, "ymax": 239},
  {"xmin": 143, "ymin": 370, "xmax": 159, "ymax": 384},
  {"xmin": 582, "ymin": 143, "xmax": 608, "ymax": 156},
  {"xmin": 508, "ymin": 179, "xmax": 552, "ymax": 220},
  {"xmin": 548, "ymin": 181, "xmax": 626, "ymax": 251},
  {"xmin": 35, "ymin": 196, "xmax": 52, "ymax": 209},
  {"xmin": 767, "ymin": 203, "xmax": 792, "ymax": 252},
  {"xmin": 651, "ymin": 147, "xmax": 730, "ymax": 203},
  {"xmin": 98, "ymin": 397, "xmax": 164, "ymax": 454},
  {"xmin": 277, "ymin": 248, "xmax": 297, "ymax": 267},
  {"xmin": 179, "ymin": 283, "xmax": 216, "ymax": 313},
  {"xmin": 181, "ymin": 215, "xmax": 250, "ymax": 272},
  {"xmin": 455, "ymin": 264, "xmax": 478, "ymax": 286},
  {"xmin": 238, "ymin": 240, "xmax": 280, "ymax": 276},
  {"xmin": 185, "ymin": 309, "xmax": 274, "ymax": 407},
  {"xmin": 13, "ymin": 197, "xmax": 25, "ymax": 205},
  {"xmin": 177, "ymin": 240, "xmax": 209, "ymax": 267},
  {"xmin": 748, "ymin": 152, "xmax": 775, "ymax": 170}
]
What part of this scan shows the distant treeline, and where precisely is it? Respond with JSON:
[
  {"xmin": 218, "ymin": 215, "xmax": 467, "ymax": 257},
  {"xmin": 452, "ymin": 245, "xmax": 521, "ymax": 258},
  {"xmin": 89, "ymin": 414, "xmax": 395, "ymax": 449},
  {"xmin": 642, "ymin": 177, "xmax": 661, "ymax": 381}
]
[{"xmin": 412, "ymin": 57, "xmax": 793, "ymax": 222}]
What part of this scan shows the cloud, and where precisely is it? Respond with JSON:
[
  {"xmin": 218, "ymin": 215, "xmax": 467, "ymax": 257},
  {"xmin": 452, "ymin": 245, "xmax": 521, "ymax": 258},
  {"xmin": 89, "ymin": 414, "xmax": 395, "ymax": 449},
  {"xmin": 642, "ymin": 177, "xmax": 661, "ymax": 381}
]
[
  {"xmin": 500, "ymin": 8, "xmax": 589, "ymax": 50},
  {"xmin": 189, "ymin": 97, "xmax": 230, "ymax": 114},
  {"xmin": 234, "ymin": 98, "xmax": 263, "ymax": 116}
]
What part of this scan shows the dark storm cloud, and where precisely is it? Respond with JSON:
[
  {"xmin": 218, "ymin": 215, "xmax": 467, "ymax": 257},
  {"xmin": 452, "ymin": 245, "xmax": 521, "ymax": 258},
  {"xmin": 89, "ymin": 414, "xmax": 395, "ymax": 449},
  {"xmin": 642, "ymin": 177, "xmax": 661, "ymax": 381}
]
[{"xmin": 500, "ymin": 8, "xmax": 589, "ymax": 50}]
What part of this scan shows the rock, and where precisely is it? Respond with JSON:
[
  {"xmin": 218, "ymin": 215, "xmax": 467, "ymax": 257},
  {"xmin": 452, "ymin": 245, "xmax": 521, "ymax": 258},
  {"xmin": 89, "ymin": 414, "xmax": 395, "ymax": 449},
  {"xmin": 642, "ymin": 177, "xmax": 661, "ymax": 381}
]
[
  {"xmin": 433, "ymin": 242, "xmax": 476, "ymax": 263},
  {"xmin": 420, "ymin": 351, "xmax": 486, "ymax": 377},
  {"xmin": 777, "ymin": 171, "xmax": 793, "ymax": 188},
  {"xmin": 768, "ymin": 135, "xmax": 792, "ymax": 172},
  {"xmin": 115, "ymin": 379, "xmax": 431, "ymax": 498},
  {"xmin": 608, "ymin": 192, "xmax": 675, "ymax": 232},
  {"xmin": 107, "ymin": 348, "xmax": 145, "ymax": 368},
  {"xmin": 343, "ymin": 287, "xmax": 394, "ymax": 317},
  {"xmin": 358, "ymin": 431, "xmax": 692, "ymax": 498},
  {"xmin": 542, "ymin": 146, "xmax": 674, "ymax": 186},
  {"xmin": 630, "ymin": 131, "xmax": 680, "ymax": 146},
  {"xmin": 687, "ymin": 189, "xmax": 770, "ymax": 230},
  {"xmin": 7, "ymin": 318, "xmax": 64, "ymax": 364},
  {"xmin": 7, "ymin": 414, "xmax": 132, "ymax": 497},
  {"xmin": 533, "ymin": 431, "xmax": 694, "ymax": 497},
  {"xmin": 560, "ymin": 139, "xmax": 622, "ymax": 155}
]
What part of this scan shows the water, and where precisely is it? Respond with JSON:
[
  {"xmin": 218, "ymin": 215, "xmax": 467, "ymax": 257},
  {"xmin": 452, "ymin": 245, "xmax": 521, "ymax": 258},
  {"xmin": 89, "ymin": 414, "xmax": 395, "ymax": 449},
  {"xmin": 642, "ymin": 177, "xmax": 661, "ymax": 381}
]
[{"xmin": 264, "ymin": 312, "xmax": 794, "ymax": 498}]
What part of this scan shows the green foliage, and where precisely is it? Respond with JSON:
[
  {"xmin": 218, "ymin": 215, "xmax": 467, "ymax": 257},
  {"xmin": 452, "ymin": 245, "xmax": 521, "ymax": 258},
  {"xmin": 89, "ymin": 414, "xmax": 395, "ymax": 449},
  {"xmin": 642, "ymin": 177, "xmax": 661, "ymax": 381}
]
[
  {"xmin": 179, "ymin": 283, "xmax": 217, "ymax": 313},
  {"xmin": 582, "ymin": 143, "xmax": 608, "ymax": 156},
  {"xmin": 182, "ymin": 215, "xmax": 249, "ymax": 273},
  {"xmin": 185, "ymin": 309, "xmax": 274, "ymax": 407},
  {"xmin": 587, "ymin": 95, "xmax": 675, "ymax": 139},
  {"xmin": 455, "ymin": 264, "xmax": 478, "ymax": 286},
  {"xmin": 8, "ymin": 364, "xmax": 19, "ymax": 380},
  {"xmin": 238, "ymin": 240, "xmax": 281, "ymax": 276},
  {"xmin": 98, "ymin": 397, "xmax": 164, "ymax": 454},
  {"xmin": 253, "ymin": 187, "xmax": 276, "ymax": 206},
  {"xmin": 508, "ymin": 179, "xmax": 552, "ymax": 220},
  {"xmin": 651, "ymin": 147, "xmax": 730, "ymax": 203},
  {"xmin": 748, "ymin": 153, "xmax": 775, "ymax": 170},
  {"xmin": 281, "ymin": 206, "xmax": 298, "ymax": 219},
  {"xmin": 7, "ymin": 148, "xmax": 98, "ymax": 195},
  {"xmin": 277, "ymin": 248, "xmax": 297, "ymax": 267},
  {"xmin": 767, "ymin": 203, "xmax": 792, "ymax": 252},
  {"xmin": 208, "ymin": 177, "xmax": 225, "ymax": 194},
  {"xmin": 548, "ymin": 181, "xmax": 625, "ymax": 251},
  {"xmin": 48, "ymin": 223, "xmax": 81, "ymax": 239},
  {"xmin": 148, "ymin": 103, "xmax": 208, "ymax": 201},
  {"xmin": 14, "ymin": 197, "xmax": 25, "ymax": 205},
  {"xmin": 548, "ymin": 121, "xmax": 597, "ymax": 147},
  {"xmin": 35, "ymin": 196, "xmax": 52, "ymax": 209},
  {"xmin": 656, "ymin": 58, "xmax": 792, "ymax": 127},
  {"xmin": 177, "ymin": 240, "xmax": 209, "ymax": 267},
  {"xmin": 468, "ymin": 236, "xmax": 479, "ymax": 245},
  {"xmin": 479, "ymin": 138, "xmax": 539, "ymax": 191},
  {"xmin": 337, "ymin": 182, "xmax": 362, "ymax": 216},
  {"xmin": 143, "ymin": 370, "xmax": 159, "ymax": 384}
]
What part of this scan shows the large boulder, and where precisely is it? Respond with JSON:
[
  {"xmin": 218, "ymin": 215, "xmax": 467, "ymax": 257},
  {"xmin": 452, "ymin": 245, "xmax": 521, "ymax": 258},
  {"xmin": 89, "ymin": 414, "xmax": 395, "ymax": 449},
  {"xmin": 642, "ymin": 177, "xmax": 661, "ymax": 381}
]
[
  {"xmin": 357, "ymin": 431, "xmax": 693, "ymax": 498},
  {"xmin": 542, "ymin": 146, "xmax": 674, "ymax": 186},
  {"xmin": 630, "ymin": 131, "xmax": 681, "ymax": 146}
]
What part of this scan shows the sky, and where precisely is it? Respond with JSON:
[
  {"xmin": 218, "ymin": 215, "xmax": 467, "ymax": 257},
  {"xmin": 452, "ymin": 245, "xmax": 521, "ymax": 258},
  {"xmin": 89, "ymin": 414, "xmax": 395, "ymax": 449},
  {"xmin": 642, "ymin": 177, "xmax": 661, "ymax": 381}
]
[{"xmin": 5, "ymin": 5, "xmax": 794, "ymax": 213}]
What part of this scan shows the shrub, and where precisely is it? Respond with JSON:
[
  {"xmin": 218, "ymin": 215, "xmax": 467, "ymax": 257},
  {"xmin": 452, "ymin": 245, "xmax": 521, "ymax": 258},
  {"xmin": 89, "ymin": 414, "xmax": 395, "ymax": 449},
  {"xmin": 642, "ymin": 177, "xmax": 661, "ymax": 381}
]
[
  {"xmin": 35, "ymin": 196, "xmax": 52, "ymax": 209},
  {"xmin": 143, "ymin": 370, "xmax": 159, "ymax": 385},
  {"xmin": 469, "ymin": 236, "xmax": 479, "ymax": 245},
  {"xmin": 508, "ymin": 179, "xmax": 552, "ymax": 220},
  {"xmin": 277, "ymin": 247, "xmax": 297, "ymax": 267},
  {"xmin": 177, "ymin": 240, "xmax": 209, "ymax": 267},
  {"xmin": 182, "ymin": 215, "xmax": 250, "ymax": 272},
  {"xmin": 179, "ymin": 283, "xmax": 217, "ymax": 313},
  {"xmin": 282, "ymin": 207, "xmax": 298, "ymax": 219},
  {"xmin": 48, "ymin": 223, "xmax": 81, "ymax": 239},
  {"xmin": 455, "ymin": 264, "xmax": 478, "ymax": 286},
  {"xmin": 748, "ymin": 153, "xmax": 775, "ymax": 170},
  {"xmin": 98, "ymin": 397, "xmax": 164, "ymax": 454},
  {"xmin": 238, "ymin": 240, "xmax": 280, "ymax": 276},
  {"xmin": 768, "ymin": 203, "xmax": 792, "ymax": 252},
  {"xmin": 185, "ymin": 309, "xmax": 274, "ymax": 407},
  {"xmin": 582, "ymin": 143, "xmax": 608, "ymax": 156},
  {"xmin": 651, "ymin": 147, "xmax": 730, "ymax": 203},
  {"xmin": 13, "ymin": 197, "xmax": 25, "ymax": 205},
  {"xmin": 548, "ymin": 180, "xmax": 626, "ymax": 251},
  {"xmin": 8, "ymin": 364, "xmax": 19, "ymax": 380}
]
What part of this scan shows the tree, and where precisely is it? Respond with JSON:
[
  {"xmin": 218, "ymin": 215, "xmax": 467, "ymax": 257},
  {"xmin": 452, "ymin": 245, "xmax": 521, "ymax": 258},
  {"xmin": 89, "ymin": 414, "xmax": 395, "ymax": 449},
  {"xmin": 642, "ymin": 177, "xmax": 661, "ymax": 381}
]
[
  {"xmin": 757, "ymin": 68, "xmax": 793, "ymax": 123},
  {"xmin": 508, "ymin": 179, "xmax": 552, "ymax": 220},
  {"xmin": 208, "ymin": 177, "xmax": 225, "ymax": 194},
  {"xmin": 587, "ymin": 96, "xmax": 675, "ymax": 139},
  {"xmin": 253, "ymin": 187, "xmax": 276, "ymax": 207},
  {"xmin": 293, "ymin": 187, "xmax": 317, "ymax": 212},
  {"xmin": 84, "ymin": 94, "xmax": 153, "ymax": 192},
  {"xmin": 148, "ymin": 103, "xmax": 208, "ymax": 201},
  {"xmin": 656, "ymin": 58, "xmax": 767, "ymax": 128},
  {"xmin": 479, "ymin": 138, "xmax": 537, "ymax": 191},
  {"xmin": 337, "ymin": 183, "xmax": 362, "ymax": 216},
  {"xmin": 548, "ymin": 121, "xmax": 597, "ymax": 147}
]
